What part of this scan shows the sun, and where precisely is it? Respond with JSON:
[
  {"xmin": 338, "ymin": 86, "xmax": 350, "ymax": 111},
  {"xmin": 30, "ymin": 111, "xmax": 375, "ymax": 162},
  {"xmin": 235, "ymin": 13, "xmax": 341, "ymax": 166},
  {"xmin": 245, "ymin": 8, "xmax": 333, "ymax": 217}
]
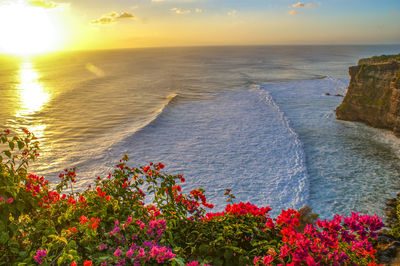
[{"xmin": 0, "ymin": 3, "xmax": 61, "ymax": 55}]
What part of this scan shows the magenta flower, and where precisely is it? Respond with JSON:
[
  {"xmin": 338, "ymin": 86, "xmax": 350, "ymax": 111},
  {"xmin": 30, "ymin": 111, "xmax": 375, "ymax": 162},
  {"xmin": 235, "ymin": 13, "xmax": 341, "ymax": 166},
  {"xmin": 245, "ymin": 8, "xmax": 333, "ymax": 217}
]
[
  {"xmin": 137, "ymin": 247, "xmax": 145, "ymax": 258},
  {"xmin": 253, "ymin": 256, "xmax": 261, "ymax": 264},
  {"xmin": 126, "ymin": 248, "xmax": 134, "ymax": 258},
  {"xmin": 7, "ymin": 197, "xmax": 13, "ymax": 204},
  {"xmin": 98, "ymin": 244, "xmax": 107, "ymax": 251},
  {"xmin": 33, "ymin": 249, "xmax": 47, "ymax": 264},
  {"xmin": 114, "ymin": 247, "xmax": 122, "ymax": 257}
]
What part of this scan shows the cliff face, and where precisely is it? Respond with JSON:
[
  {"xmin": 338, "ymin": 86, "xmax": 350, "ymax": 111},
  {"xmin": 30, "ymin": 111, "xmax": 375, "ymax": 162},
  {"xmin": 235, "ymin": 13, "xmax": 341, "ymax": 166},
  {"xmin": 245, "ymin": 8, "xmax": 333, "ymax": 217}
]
[{"xmin": 336, "ymin": 54, "xmax": 400, "ymax": 135}]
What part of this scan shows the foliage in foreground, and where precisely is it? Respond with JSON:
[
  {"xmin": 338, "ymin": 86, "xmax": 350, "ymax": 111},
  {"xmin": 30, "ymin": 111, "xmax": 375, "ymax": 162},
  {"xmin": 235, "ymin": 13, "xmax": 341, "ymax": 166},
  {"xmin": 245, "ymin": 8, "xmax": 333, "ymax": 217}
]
[{"xmin": 0, "ymin": 129, "xmax": 385, "ymax": 265}]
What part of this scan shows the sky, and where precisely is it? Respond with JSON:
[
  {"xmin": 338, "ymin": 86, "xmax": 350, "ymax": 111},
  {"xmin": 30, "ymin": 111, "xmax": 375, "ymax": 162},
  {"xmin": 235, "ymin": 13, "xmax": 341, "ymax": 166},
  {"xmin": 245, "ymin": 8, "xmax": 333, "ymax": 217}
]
[{"xmin": 0, "ymin": 0, "xmax": 399, "ymax": 52}]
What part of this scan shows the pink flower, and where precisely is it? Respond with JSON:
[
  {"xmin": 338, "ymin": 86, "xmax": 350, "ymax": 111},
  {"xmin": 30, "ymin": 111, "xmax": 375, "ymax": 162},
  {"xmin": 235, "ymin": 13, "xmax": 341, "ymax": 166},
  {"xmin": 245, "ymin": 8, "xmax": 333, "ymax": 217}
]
[
  {"xmin": 126, "ymin": 248, "xmax": 134, "ymax": 258},
  {"xmin": 253, "ymin": 256, "xmax": 261, "ymax": 264},
  {"xmin": 279, "ymin": 245, "xmax": 289, "ymax": 260},
  {"xmin": 7, "ymin": 197, "xmax": 13, "ymax": 204},
  {"xmin": 138, "ymin": 247, "xmax": 145, "ymax": 258},
  {"xmin": 0, "ymin": 197, "xmax": 4, "ymax": 201},
  {"xmin": 33, "ymin": 249, "xmax": 47, "ymax": 264},
  {"xmin": 262, "ymin": 255, "xmax": 273, "ymax": 265},
  {"xmin": 265, "ymin": 218, "xmax": 275, "ymax": 229},
  {"xmin": 114, "ymin": 247, "xmax": 121, "ymax": 257}
]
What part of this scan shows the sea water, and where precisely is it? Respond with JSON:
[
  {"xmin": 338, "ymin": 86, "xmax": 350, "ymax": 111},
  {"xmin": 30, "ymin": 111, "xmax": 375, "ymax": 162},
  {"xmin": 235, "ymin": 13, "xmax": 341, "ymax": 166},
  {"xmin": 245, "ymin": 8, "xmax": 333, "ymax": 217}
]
[{"xmin": 1, "ymin": 45, "xmax": 400, "ymax": 219}]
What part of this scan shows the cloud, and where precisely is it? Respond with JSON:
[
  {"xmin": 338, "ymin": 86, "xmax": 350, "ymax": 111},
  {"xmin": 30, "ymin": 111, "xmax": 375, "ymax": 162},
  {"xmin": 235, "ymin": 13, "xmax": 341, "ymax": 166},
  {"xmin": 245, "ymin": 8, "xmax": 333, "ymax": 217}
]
[
  {"xmin": 28, "ymin": 0, "xmax": 60, "ymax": 8},
  {"xmin": 91, "ymin": 11, "xmax": 136, "ymax": 24},
  {"xmin": 170, "ymin": 8, "xmax": 191, "ymax": 14},
  {"xmin": 393, "ymin": 10, "xmax": 397, "ymax": 16},
  {"xmin": 291, "ymin": 2, "xmax": 315, "ymax": 8},
  {"xmin": 118, "ymin": 12, "xmax": 135, "ymax": 18},
  {"xmin": 195, "ymin": 8, "xmax": 202, "ymax": 13},
  {"xmin": 227, "ymin": 9, "xmax": 238, "ymax": 17},
  {"xmin": 288, "ymin": 2, "xmax": 316, "ymax": 15},
  {"xmin": 292, "ymin": 2, "xmax": 304, "ymax": 8}
]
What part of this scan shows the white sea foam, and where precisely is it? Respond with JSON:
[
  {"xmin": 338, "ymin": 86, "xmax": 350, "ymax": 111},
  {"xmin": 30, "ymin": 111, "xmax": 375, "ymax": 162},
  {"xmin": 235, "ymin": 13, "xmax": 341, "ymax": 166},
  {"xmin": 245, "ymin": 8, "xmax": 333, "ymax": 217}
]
[
  {"xmin": 262, "ymin": 77, "xmax": 400, "ymax": 219},
  {"xmin": 107, "ymin": 87, "xmax": 309, "ymax": 214}
]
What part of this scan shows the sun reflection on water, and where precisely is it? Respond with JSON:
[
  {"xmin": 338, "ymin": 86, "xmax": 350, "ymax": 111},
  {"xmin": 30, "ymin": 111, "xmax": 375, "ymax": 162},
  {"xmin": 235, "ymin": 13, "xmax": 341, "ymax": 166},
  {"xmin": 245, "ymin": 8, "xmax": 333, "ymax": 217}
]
[
  {"xmin": 16, "ymin": 61, "xmax": 50, "ymax": 138},
  {"xmin": 17, "ymin": 61, "xmax": 50, "ymax": 115}
]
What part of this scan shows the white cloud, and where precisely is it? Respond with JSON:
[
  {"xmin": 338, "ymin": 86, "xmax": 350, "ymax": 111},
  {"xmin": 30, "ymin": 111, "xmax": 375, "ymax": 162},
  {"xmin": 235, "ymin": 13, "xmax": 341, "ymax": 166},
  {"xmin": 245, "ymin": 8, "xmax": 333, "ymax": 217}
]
[
  {"xmin": 291, "ymin": 2, "xmax": 315, "ymax": 9},
  {"xmin": 292, "ymin": 2, "xmax": 304, "ymax": 8},
  {"xmin": 227, "ymin": 9, "xmax": 238, "ymax": 17},
  {"xmin": 170, "ymin": 7, "xmax": 191, "ymax": 14}
]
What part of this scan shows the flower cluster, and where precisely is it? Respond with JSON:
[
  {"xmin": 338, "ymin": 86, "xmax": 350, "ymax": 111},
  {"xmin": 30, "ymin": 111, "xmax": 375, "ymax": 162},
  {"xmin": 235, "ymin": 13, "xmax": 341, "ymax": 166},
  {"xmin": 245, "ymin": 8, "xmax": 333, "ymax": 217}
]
[
  {"xmin": 248, "ymin": 209, "xmax": 384, "ymax": 265},
  {"xmin": 204, "ymin": 202, "xmax": 271, "ymax": 221},
  {"xmin": 33, "ymin": 249, "xmax": 47, "ymax": 264},
  {"xmin": 0, "ymin": 130, "xmax": 386, "ymax": 266},
  {"xmin": 0, "ymin": 197, "xmax": 13, "ymax": 204}
]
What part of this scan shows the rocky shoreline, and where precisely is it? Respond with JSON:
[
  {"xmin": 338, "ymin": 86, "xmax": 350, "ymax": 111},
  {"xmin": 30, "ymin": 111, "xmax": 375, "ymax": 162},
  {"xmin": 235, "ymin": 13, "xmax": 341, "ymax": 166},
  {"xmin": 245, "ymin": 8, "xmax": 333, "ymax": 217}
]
[
  {"xmin": 336, "ymin": 54, "xmax": 400, "ymax": 135},
  {"xmin": 335, "ymin": 54, "xmax": 400, "ymax": 265}
]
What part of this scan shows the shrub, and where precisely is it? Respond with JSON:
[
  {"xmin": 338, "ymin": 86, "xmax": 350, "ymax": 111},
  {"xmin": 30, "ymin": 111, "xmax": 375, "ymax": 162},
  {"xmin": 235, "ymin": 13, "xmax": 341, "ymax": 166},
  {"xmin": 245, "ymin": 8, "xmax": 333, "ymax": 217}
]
[{"xmin": 0, "ymin": 129, "xmax": 384, "ymax": 265}]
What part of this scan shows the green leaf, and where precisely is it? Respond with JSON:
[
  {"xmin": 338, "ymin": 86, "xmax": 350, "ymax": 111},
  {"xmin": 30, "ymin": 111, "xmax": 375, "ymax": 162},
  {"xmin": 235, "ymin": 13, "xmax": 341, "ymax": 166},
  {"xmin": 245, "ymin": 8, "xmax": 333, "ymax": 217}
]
[
  {"xmin": 171, "ymin": 257, "xmax": 186, "ymax": 266},
  {"xmin": 8, "ymin": 142, "xmax": 14, "ymax": 150},
  {"xmin": 17, "ymin": 141, "xmax": 25, "ymax": 150},
  {"xmin": 199, "ymin": 244, "xmax": 210, "ymax": 255},
  {"xmin": 0, "ymin": 231, "xmax": 9, "ymax": 245},
  {"xmin": 4, "ymin": 151, "xmax": 11, "ymax": 158},
  {"xmin": 238, "ymin": 255, "xmax": 250, "ymax": 265},
  {"xmin": 224, "ymin": 249, "xmax": 234, "ymax": 261}
]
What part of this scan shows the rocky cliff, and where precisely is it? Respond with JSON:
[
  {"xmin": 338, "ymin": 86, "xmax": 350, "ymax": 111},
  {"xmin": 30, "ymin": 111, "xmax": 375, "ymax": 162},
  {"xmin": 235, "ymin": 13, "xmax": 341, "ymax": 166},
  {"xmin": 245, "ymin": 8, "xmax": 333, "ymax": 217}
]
[{"xmin": 336, "ymin": 54, "xmax": 400, "ymax": 135}]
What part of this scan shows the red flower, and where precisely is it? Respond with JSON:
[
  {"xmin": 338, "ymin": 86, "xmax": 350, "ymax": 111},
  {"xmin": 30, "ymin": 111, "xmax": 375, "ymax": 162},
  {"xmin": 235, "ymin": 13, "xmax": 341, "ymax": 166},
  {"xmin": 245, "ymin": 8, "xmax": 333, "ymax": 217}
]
[
  {"xmin": 83, "ymin": 261, "xmax": 92, "ymax": 266},
  {"xmin": 89, "ymin": 217, "xmax": 100, "ymax": 230},
  {"xmin": 71, "ymin": 262, "xmax": 77, "ymax": 266},
  {"xmin": 262, "ymin": 255, "xmax": 273, "ymax": 265},
  {"xmin": 80, "ymin": 215, "xmax": 89, "ymax": 224}
]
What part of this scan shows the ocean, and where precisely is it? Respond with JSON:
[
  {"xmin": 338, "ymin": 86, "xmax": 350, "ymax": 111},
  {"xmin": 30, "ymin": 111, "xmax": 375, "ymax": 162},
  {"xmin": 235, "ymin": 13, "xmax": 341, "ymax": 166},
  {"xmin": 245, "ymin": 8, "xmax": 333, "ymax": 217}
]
[{"xmin": 1, "ymin": 45, "xmax": 400, "ymax": 219}]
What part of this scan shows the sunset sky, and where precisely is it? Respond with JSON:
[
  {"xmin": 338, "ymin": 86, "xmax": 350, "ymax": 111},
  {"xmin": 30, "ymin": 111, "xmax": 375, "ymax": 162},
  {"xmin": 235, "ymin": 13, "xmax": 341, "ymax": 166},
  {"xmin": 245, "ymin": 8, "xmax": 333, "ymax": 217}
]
[{"xmin": 0, "ymin": 0, "xmax": 399, "ymax": 54}]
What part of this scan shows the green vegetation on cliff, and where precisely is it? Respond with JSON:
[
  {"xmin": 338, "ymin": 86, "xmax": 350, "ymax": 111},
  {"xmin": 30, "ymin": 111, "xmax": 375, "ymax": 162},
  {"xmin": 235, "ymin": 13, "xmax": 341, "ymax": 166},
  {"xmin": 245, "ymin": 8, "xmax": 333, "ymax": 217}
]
[{"xmin": 358, "ymin": 54, "xmax": 400, "ymax": 65}]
